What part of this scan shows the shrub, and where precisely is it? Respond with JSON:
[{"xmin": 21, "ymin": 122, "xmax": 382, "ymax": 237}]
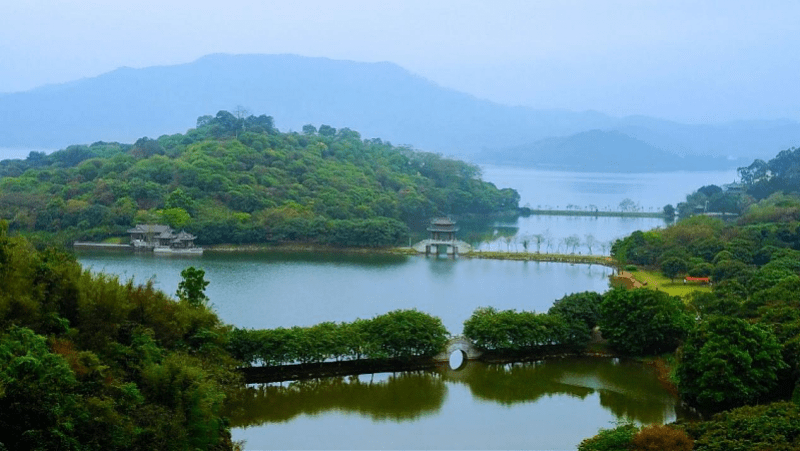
[
  {"xmin": 631, "ymin": 424, "xmax": 693, "ymax": 451},
  {"xmin": 578, "ymin": 423, "xmax": 638, "ymax": 451}
]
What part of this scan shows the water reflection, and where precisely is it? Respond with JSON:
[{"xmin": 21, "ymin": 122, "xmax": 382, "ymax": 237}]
[
  {"xmin": 449, "ymin": 358, "xmax": 689, "ymax": 425},
  {"xmin": 227, "ymin": 372, "xmax": 446, "ymax": 427},
  {"xmin": 229, "ymin": 358, "xmax": 693, "ymax": 431}
]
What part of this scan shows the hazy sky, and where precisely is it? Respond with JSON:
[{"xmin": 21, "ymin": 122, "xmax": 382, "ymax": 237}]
[{"xmin": 2, "ymin": 0, "xmax": 799, "ymax": 123}]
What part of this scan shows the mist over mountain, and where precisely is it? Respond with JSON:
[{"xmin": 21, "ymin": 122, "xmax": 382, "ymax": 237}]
[
  {"xmin": 477, "ymin": 130, "xmax": 750, "ymax": 172},
  {"xmin": 1, "ymin": 53, "xmax": 799, "ymax": 171}
]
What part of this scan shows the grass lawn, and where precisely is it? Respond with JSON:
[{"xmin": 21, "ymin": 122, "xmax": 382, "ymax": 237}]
[{"xmin": 628, "ymin": 269, "xmax": 711, "ymax": 298}]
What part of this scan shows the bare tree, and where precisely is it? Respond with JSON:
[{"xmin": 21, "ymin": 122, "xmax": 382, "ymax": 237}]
[
  {"xmin": 533, "ymin": 233, "xmax": 544, "ymax": 253},
  {"xmin": 544, "ymin": 230, "xmax": 554, "ymax": 253},
  {"xmin": 565, "ymin": 235, "xmax": 581, "ymax": 254},
  {"xmin": 584, "ymin": 234, "xmax": 596, "ymax": 255}
]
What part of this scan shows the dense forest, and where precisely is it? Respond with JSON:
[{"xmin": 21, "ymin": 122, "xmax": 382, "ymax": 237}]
[
  {"xmin": 577, "ymin": 147, "xmax": 800, "ymax": 450},
  {"xmin": 0, "ymin": 222, "xmax": 241, "ymax": 450},
  {"xmin": 0, "ymin": 110, "xmax": 519, "ymax": 247}
]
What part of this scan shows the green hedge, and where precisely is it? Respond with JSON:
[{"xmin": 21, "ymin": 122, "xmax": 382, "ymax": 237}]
[
  {"xmin": 463, "ymin": 306, "xmax": 589, "ymax": 352},
  {"xmin": 228, "ymin": 309, "xmax": 449, "ymax": 366}
]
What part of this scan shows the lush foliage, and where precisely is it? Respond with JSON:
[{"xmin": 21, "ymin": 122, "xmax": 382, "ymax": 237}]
[
  {"xmin": 0, "ymin": 221, "xmax": 239, "ymax": 450},
  {"xmin": 598, "ymin": 288, "xmax": 694, "ymax": 356},
  {"xmin": 577, "ymin": 423, "xmax": 639, "ymax": 451},
  {"xmin": 738, "ymin": 147, "xmax": 800, "ymax": 200},
  {"xmin": 0, "ymin": 110, "xmax": 520, "ymax": 247},
  {"xmin": 579, "ymin": 423, "xmax": 694, "ymax": 451},
  {"xmin": 676, "ymin": 316, "xmax": 787, "ymax": 411},
  {"xmin": 462, "ymin": 306, "xmax": 587, "ymax": 352},
  {"xmin": 683, "ymin": 402, "xmax": 800, "ymax": 451},
  {"xmin": 547, "ymin": 291, "xmax": 603, "ymax": 345},
  {"xmin": 176, "ymin": 266, "xmax": 210, "ymax": 307},
  {"xmin": 227, "ymin": 309, "xmax": 449, "ymax": 366}
]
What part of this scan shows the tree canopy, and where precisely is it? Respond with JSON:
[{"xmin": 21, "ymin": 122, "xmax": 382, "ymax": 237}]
[{"xmin": 0, "ymin": 111, "xmax": 520, "ymax": 247}]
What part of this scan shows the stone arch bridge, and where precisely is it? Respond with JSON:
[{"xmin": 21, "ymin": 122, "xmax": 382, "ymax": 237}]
[{"xmin": 433, "ymin": 336, "xmax": 482, "ymax": 362}]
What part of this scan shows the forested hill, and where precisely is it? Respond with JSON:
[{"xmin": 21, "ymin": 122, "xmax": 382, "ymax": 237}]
[{"xmin": 0, "ymin": 111, "xmax": 520, "ymax": 246}]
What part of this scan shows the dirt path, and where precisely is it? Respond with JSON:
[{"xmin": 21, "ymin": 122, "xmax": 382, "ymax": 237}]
[{"xmin": 613, "ymin": 270, "xmax": 644, "ymax": 288}]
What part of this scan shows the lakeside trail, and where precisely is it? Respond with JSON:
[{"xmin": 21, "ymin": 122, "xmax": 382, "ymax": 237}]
[{"xmin": 613, "ymin": 270, "xmax": 645, "ymax": 288}]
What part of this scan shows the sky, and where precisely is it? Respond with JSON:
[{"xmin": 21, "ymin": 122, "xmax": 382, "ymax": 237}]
[{"xmin": 2, "ymin": 0, "xmax": 799, "ymax": 123}]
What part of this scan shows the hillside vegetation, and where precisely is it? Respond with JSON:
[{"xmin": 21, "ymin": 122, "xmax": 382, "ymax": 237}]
[
  {"xmin": 0, "ymin": 110, "xmax": 519, "ymax": 247},
  {"xmin": 0, "ymin": 222, "xmax": 241, "ymax": 450},
  {"xmin": 579, "ymin": 146, "xmax": 800, "ymax": 450}
]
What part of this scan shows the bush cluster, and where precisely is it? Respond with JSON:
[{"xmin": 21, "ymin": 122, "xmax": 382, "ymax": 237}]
[
  {"xmin": 578, "ymin": 423, "xmax": 693, "ymax": 451},
  {"xmin": 227, "ymin": 309, "xmax": 450, "ymax": 366}
]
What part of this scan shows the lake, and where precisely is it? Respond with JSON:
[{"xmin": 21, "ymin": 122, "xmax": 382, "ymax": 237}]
[
  {"xmin": 75, "ymin": 167, "xmax": 726, "ymax": 450},
  {"xmin": 474, "ymin": 166, "xmax": 737, "ymax": 253}
]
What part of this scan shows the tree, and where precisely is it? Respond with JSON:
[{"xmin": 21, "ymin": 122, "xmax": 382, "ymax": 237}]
[
  {"xmin": 0, "ymin": 327, "xmax": 82, "ymax": 451},
  {"xmin": 677, "ymin": 316, "xmax": 787, "ymax": 411},
  {"xmin": 661, "ymin": 257, "xmax": 688, "ymax": 282},
  {"xmin": 548, "ymin": 292, "xmax": 603, "ymax": 346},
  {"xmin": 663, "ymin": 204, "xmax": 676, "ymax": 218},
  {"xmin": 318, "ymin": 124, "xmax": 336, "ymax": 136},
  {"xmin": 584, "ymin": 234, "xmax": 596, "ymax": 255},
  {"xmin": 619, "ymin": 198, "xmax": 638, "ymax": 212},
  {"xmin": 599, "ymin": 288, "xmax": 694, "ymax": 355},
  {"xmin": 302, "ymin": 124, "xmax": 317, "ymax": 135},
  {"xmin": 565, "ymin": 234, "xmax": 580, "ymax": 254},
  {"xmin": 176, "ymin": 266, "xmax": 210, "ymax": 307}
]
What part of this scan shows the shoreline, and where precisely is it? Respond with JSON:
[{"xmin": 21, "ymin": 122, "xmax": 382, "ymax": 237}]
[
  {"xmin": 523, "ymin": 209, "xmax": 667, "ymax": 219},
  {"xmin": 77, "ymin": 241, "xmax": 620, "ymax": 268},
  {"xmin": 208, "ymin": 244, "xmax": 618, "ymax": 267}
]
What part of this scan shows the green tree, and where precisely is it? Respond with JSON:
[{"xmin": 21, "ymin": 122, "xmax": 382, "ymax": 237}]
[
  {"xmin": 661, "ymin": 257, "xmax": 688, "ymax": 282},
  {"xmin": 176, "ymin": 266, "xmax": 210, "ymax": 307},
  {"xmin": 599, "ymin": 288, "xmax": 694, "ymax": 355},
  {"xmin": 548, "ymin": 291, "xmax": 603, "ymax": 346},
  {"xmin": 677, "ymin": 316, "xmax": 787, "ymax": 411},
  {"xmin": 0, "ymin": 327, "xmax": 82, "ymax": 451}
]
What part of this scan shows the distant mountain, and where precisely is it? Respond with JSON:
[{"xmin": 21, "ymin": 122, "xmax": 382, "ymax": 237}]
[
  {"xmin": 476, "ymin": 130, "xmax": 749, "ymax": 172},
  {"xmin": 1, "ymin": 53, "xmax": 799, "ymax": 170}
]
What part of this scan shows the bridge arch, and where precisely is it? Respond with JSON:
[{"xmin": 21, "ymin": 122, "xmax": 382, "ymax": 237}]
[{"xmin": 434, "ymin": 336, "xmax": 482, "ymax": 363}]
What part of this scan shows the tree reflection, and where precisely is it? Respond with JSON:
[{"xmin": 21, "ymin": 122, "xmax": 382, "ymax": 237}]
[
  {"xmin": 226, "ymin": 371, "xmax": 446, "ymax": 427},
  {"xmin": 228, "ymin": 358, "xmax": 693, "ymax": 429},
  {"xmin": 444, "ymin": 357, "xmax": 689, "ymax": 424}
]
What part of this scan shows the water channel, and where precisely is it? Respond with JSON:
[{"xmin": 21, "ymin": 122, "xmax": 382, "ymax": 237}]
[{"xmin": 75, "ymin": 167, "xmax": 731, "ymax": 449}]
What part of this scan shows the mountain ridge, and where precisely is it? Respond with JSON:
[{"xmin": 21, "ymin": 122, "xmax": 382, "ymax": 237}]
[{"xmin": 1, "ymin": 53, "xmax": 799, "ymax": 170}]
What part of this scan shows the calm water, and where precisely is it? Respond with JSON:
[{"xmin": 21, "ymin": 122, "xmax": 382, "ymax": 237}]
[
  {"xmin": 475, "ymin": 166, "xmax": 737, "ymax": 253},
  {"xmin": 228, "ymin": 358, "xmax": 693, "ymax": 450},
  {"xmin": 76, "ymin": 250, "xmax": 612, "ymax": 334},
  {"xmin": 75, "ymin": 167, "xmax": 722, "ymax": 450}
]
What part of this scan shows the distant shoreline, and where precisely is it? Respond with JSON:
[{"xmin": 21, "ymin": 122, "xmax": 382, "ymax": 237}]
[
  {"xmin": 522, "ymin": 209, "xmax": 666, "ymax": 219},
  {"xmin": 76, "ymin": 241, "xmax": 619, "ymax": 267}
]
